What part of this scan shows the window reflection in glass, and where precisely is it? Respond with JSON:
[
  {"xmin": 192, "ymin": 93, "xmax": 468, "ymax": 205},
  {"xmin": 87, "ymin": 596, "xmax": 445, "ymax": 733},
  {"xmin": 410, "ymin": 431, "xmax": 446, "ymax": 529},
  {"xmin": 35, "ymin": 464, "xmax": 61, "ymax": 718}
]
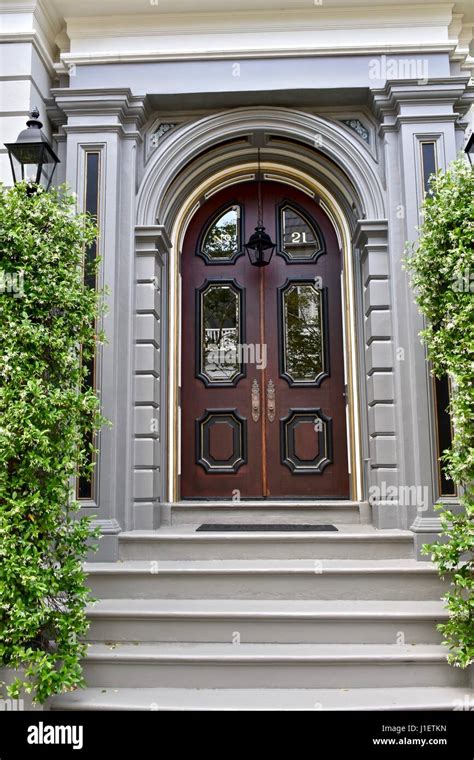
[
  {"xmin": 201, "ymin": 284, "xmax": 241, "ymax": 383},
  {"xmin": 201, "ymin": 206, "xmax": 240, "ymax": 261},
  {"xmin": 280, "ymin": 206, "xmax": 321, "ymax": 260},
  {"xmin": 282, "ymin": 283, "xmax": 324, "ymax": 383}
]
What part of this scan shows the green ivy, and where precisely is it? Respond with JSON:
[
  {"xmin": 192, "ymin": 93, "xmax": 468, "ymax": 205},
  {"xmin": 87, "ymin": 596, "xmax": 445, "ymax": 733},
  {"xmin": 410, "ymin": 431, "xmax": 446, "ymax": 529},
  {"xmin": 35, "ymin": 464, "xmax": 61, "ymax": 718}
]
[
  {"xmin": 0, "ymin": 183, "xmax": 107, "ymax": 702},
  {"xmin": 405, "ymin": 157, "xmax": 474, "ymax": 668}
]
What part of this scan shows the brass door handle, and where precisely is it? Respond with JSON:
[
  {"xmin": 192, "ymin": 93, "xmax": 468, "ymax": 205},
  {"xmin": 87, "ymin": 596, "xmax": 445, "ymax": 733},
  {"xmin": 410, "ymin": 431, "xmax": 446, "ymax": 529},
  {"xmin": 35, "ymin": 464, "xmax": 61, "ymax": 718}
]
[
  {"xmin": 251, "ymin": 379, "xmax": 260, "ymax": 423},
  {"xmin": 267, "ymin": 379, "xmax": 276, "ymax": 422}
]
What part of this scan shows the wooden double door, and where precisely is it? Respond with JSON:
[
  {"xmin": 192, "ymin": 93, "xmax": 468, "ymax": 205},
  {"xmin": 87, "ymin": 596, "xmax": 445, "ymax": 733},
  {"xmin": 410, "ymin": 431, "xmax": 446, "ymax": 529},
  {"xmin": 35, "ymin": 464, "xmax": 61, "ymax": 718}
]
[{"xmin": 181, "ymin": 182, "xmax": 349, "ymax": 499}]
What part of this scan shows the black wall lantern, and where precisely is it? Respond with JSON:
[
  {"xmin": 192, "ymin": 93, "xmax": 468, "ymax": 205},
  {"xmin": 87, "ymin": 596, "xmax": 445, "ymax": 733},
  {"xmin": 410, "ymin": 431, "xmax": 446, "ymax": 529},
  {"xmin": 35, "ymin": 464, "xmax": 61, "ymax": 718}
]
[
  {"xmin": 4, "ymin": 107, "xmax": 60, "ymax": 191},
  {"xmin": 244, "ymin": 148, "xmax": 276, "ymax": 266},
  {"xmin": 465, "ymin": 133, "xmax": 474, "ymax": 165}
]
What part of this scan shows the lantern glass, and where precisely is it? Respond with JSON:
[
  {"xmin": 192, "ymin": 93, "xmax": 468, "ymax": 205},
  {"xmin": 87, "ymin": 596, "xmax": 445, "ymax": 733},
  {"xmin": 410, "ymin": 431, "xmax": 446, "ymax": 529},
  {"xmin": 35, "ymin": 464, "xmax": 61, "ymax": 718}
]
[
  {"xmin": 4, "ymin": 111, "xmax": 60, "ymax": 191},
  {"xmin": 244, "ymin": 225, "xmax": 276, "ymax": 267}
]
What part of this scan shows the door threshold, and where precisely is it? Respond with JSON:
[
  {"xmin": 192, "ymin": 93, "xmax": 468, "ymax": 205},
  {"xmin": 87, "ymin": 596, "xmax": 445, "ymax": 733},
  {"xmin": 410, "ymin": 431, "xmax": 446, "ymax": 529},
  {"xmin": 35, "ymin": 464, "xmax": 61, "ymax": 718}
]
[{"xmin": 173, "ymin": 500, "xmax": 365, "ymax": 507}]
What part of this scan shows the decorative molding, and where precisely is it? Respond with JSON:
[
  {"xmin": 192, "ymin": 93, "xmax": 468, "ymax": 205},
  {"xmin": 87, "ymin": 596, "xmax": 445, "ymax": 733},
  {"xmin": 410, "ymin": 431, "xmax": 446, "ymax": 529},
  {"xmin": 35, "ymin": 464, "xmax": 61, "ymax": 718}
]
[
  {"xmin": 196, "ymin": 409, "xmax": 247, "ymax": 473},
  {"xmin": 135, "ymin": 225, "xmax": 172, "ymax": 257},
  {"xmin": 354, "ymin": 219, "xmax": 389, "ymax": 251},
  {"xmin": 151, "ymin": 123, "xmax": 177, "ymax": 146},
  {"xmin": 49, "ymin": 88, "xmax": 151, "ymax": 147},
  {"xmin": 63, "ymin": 6, "xmax": 455, "ymax": 38},
  {"xmin": 280, "ymin": 408, "xmax": 333, "ymax": 474},
  {"xmin": 0, "ymin": 0, "xmax": 62, "ymax": 72},
  {"xmin": 0, "ymin": 31, "xmax": 57, "ymax": 76},
  {"xmin": 341, "ymin": 119, "xmax": 370, "ymax": 144},
  {"xmin": 90, "ymin": 518, "xmax": 122, "ymax": 535},
  {"xmin": 58, "ymin": 44, "xmax": 459, "ymax": 68},
  {"xmin": 371, "ymin": 76, "xmax": 474, "ymax": 131},
  {"xmin": 410, "ymin": 514, "xmax": 443, "ymax": 532},
  {"xmin": 2, "ymin": 3, "xmax": 472, "ymax": 76},
  {"xmin": 50, "ymin": 87, "xmax": 150, "ymax": 128},
  {"xmin": 61, "ymin": 125, "xmax": 143, "ymax": 140},
  {"xmin": 53, "ymin": 3, "xmax": 471, "ymax": 70},
  {"xmin": 449, "ymin": 16, "xmax": 474, "ymax": 71},
  {"xmin": 136, "ymin": 107, "xmax": 387, "ymax": 227}
]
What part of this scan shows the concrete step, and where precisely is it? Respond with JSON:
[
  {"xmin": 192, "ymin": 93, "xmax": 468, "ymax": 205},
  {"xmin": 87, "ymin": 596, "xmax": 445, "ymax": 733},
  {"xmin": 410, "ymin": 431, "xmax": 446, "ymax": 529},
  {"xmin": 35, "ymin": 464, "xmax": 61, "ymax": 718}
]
[
  {"xmin": 79, "ymin": 642, "xmax": 466, "ymax": 689},
  {"xmin": 51, "ymin": 686, "xmax": 474, "ymax": 711},
  {"xmin": 86, "ymin": 599, "xmax": 446, "ymax": 644},
  {"xmin": 118, "ymin": 526, "xmax": 414, "ymax": 561},
  {"xmin": 163, "ymin": 501, "xmax": 366, "ymax": 526},
  {"xmin": 85, "ymin": 559, "xmax": 448, "ymax": 600}
]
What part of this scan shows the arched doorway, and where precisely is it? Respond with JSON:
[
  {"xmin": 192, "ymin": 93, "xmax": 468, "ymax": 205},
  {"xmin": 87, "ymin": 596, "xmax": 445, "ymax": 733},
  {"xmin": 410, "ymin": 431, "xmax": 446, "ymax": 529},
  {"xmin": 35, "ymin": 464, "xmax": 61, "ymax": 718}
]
[
  {"xmin": 180, "ymin": 181, "xmax": 349, "ymax": 499},
  {"xmin": 136, "ymin": 107, "xmax": 388, "ymax": 507}
]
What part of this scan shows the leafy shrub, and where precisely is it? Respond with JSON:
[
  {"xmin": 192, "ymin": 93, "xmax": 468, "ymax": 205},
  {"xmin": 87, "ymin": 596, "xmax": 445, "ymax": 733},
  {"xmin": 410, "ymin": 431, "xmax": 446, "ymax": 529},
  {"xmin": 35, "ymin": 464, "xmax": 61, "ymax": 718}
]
[
  {"xmin": 0, "ymin": 183, "xmax": 106, "ymax": 702},
  {"xmin": 405, "ymin": 157, "xmax": 473, "ymax": 668}
]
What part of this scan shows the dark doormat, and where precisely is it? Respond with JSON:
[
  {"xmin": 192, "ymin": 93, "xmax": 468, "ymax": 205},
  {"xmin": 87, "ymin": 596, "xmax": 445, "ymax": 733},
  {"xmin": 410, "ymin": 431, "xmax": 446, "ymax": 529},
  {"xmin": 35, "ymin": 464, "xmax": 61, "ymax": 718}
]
[{"xmin": 196, "ymin": 524, "xmax": 338, "ymax": 532}]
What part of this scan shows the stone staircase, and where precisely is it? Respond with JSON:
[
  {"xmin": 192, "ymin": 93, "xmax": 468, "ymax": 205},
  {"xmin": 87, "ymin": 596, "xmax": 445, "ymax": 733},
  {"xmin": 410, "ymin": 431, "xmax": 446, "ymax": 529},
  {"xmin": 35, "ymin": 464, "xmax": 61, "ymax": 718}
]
[{"xmin": 51, "ymin": 503, "xmax": 473, "ymax": 711}]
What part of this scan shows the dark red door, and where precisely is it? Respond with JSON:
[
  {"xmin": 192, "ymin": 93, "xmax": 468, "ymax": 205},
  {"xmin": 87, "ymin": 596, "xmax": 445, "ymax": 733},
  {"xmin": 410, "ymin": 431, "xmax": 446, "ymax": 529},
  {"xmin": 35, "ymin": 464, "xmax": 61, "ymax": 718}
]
[{"xmin": 181, "ymin": 182, "xmax": 349, "ymax": 499}]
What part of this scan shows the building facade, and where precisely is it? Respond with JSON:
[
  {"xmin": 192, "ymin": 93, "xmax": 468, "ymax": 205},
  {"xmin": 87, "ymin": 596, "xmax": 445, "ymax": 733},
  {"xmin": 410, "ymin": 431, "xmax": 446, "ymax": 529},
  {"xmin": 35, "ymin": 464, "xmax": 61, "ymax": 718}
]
[
  {"xmin": 1, "ymin": 0, "xmax": 473, "ymax": 562},
  {"xmin": 3, "ymin": 0, "xmax": 474, "ymax": 711}
]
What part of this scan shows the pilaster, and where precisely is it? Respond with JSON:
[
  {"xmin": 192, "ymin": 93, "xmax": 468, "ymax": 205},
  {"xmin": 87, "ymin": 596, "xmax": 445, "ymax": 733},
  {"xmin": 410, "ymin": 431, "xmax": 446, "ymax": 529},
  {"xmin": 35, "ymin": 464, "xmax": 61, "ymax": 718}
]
[
  {"xmin": 133, "ymin": 225, "xmax": 172, "ymax": 530},
  {"xmin": 51, "ymin": 87, "xmax": 150, "ymax": 559},
  {"xmin": 355, "ymin": 220, "xmax": 400, "ymax": 528},
  {"xmin": 372, "ymin": 77, "xmax": 472, "ymax": 554}
]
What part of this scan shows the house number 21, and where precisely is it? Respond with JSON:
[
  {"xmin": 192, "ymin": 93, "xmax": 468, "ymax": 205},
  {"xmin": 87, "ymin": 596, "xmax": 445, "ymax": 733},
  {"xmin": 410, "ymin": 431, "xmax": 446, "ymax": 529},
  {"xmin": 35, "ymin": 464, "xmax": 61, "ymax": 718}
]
[{"xmin": 291, "ymin": 231, "xmax": 308, "ymax": 243}]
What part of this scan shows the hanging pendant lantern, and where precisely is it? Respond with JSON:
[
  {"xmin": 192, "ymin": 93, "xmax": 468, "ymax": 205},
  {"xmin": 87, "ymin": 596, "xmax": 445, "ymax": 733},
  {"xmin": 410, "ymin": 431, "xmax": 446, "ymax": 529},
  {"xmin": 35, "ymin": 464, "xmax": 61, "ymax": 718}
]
[
  {"xmin": 244, "ymin": 148, "xmax": 276, "ymax": 267},
  {"xmin": 245, "ymin": 224, "xmax": 276, "ymax": 267}
]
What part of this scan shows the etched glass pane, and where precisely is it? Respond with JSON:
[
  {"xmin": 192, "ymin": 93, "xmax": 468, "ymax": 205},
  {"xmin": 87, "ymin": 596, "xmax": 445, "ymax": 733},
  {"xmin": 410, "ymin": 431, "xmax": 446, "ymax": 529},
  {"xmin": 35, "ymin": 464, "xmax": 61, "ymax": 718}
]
[
  {"xmin": 201, "ymin": 206, "xmax": 240, "ymax": 261},
  {"xmin": 201, "ymin": 284, "xmax": 241, "ymax": 383},
  {"xmin": 281, "ymin": 206, "xmax": 321, "ymax": 260},
  {"xmin": 283, "ymin": 283, "xmax": 324, "ymax": 382}
]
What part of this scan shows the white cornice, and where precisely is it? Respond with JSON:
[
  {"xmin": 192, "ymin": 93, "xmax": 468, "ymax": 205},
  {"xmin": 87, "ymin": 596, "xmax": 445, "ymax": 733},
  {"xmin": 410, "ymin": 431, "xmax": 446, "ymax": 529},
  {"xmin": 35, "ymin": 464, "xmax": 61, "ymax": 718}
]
[
  {"xmin": 51, "ymin": 87, "xmax": 151, "ymax": 129},
  {"xmin": 61, "ymin": 124, "xmax": 143, "ymax": 141},
  {"xmin": 0, "ymin": 31, "xmax": 56, "ymax": 76},
  {"xmin": 0, "ymin": 2, "xmax": 37, "ymax": 12},
  {"xmin": 59, "ymin": 43, "xmax": 460, "ymax": 69},
  {"xmin": 0, "ymin": 0, "xmax": 61, "ymax": 71},
  {"xmin": 2, "ymin": 1, "xmax": 472, "ymax": 75},
  {"xmin": 54, "ymin": 1, "xmax": 472, "ymax": 72},
  {"xmin": 0, "ymin": 0, "xmax": 62, "ymax": 37},
  {"xmin": 36, "ymin": 0, "xmax": 63, "ymax": 36},
  {"xmin": 449, "ymin": 17, "xmax": 474, "ymax": 69},
  {"xmin": 45, "ymin": 0, "xmax": 474, "ymax": 18},
  {"xmin": 63, "ymin": 6, "xmax": 455, "ymax": 37},
  {"xmin": 371, "ymin": 75, "xmax": 474, "ymax": 126}
]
